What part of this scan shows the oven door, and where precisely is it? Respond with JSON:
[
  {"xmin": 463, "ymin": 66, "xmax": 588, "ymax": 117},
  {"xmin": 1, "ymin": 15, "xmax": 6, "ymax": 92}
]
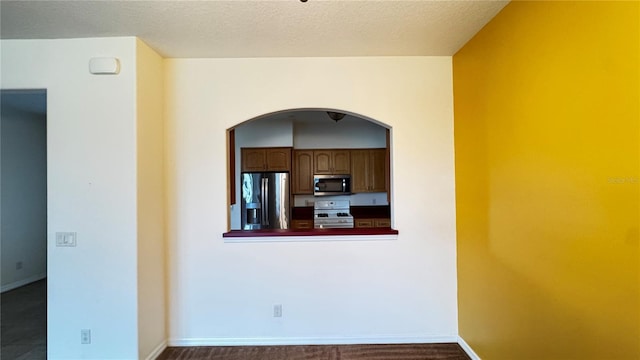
[{"xmin": 314, "ymin": 175, "xmax": 351, "ymax": 196}]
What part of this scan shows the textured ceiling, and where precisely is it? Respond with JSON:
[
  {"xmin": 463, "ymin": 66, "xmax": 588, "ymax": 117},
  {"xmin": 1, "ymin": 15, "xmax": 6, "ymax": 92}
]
[{"xmin": 0, "ymin": 0, "xmax": 509, "ymax": 58}]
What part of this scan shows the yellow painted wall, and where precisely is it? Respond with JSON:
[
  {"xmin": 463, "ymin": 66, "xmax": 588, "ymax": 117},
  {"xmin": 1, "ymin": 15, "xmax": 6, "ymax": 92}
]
[
  {"xmin": 136, "ymin": 38, "xmax": 167, "ymax": 359},
  {"xmin": 453, "ymin": 1, "xmax": 639, "ymax": 359}
]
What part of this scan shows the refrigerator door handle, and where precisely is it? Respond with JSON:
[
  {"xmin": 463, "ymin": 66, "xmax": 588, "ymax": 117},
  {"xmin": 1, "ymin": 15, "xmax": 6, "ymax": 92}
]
[
  {"xmin": 260, "ymin": 177, "xmax": 265, "ymax": 225},
  {"xmin": 263, "ymin": 177, "xmax": 269, "ymax": 226}
]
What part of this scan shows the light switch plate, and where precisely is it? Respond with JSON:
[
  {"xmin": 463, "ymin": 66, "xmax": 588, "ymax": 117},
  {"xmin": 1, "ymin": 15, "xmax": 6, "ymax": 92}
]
[{"xmin": 56, "ymin": 232, "xmax": 77, "ymax": 247}]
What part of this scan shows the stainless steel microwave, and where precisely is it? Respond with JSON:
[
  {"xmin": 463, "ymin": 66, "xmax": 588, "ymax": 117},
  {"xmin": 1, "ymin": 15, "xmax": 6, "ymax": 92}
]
[{"xmin": 314, "ymin": 174, "xmax": 351, "ymax": 196}]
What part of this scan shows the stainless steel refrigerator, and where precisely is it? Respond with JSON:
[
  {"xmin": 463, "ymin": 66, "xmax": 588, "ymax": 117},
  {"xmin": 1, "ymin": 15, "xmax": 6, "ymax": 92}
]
[{"xmin": 241, "ymin": 172, "xmax": 290, "ymax": 230}]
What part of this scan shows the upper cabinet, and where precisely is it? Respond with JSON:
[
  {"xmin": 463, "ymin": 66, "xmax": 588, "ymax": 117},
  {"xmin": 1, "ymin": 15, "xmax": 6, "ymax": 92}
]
[
  {"xmin": 292, "ymin": 148, "xmax": 387, "ymax": 194},
  {"xmin": 292, "ymin": 150, "xmax": 314, "ymax": 194},
  {"xmin": 313, "ymin": 150, "xmax": 351, "ymax": 174},
  {"xmin": 242, "ymin": 146, "xmax": 387, "ymax": 195},
  {"xmin": 351, "ymin": 148, "xmax": 386, "ymax": 193},
  {"xmin": 241, "ymin": 147, "xmax": 291, "ymax": 172}
]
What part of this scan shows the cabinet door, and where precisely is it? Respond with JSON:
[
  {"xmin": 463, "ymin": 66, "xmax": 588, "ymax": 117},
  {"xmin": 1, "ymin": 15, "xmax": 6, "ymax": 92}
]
[
  {"xmin": 241, "ymin": 148, "xmax": 266, "ymax": 171},
  {"xmin": 350, "ymin": 149, "xmax": 385, "ymax": 193},
  {"xmin": 369, "ymin": 149, "xmax": 387, "ymax": 192},
  {"xmin": 332, "ymin": 150, "xmax": 351, "ymax": 174},
  {"xmin": 292, "ymin": 219, "xmax": 313, "ymax": 230},
  {"xmin": 293, "ymin": 150, "xmax": 314, "ymax": 194},
  {"xmin": 350, "ymin": 150, "xmax": 368, "ymax": 193},
  {"xmin": 355, "ymin": 219, "xmax": 375, "ymax": 228},
  {"xmin": 313, "ymin": 150, "xmax": 333, "ymax": 174},
  {"xmin": 265, "ymin": 148, "xmax": 291, "ymax": 171},
  {"xmin": 374, "ymin": 218, "xmax": 391, "ymax": 228}
]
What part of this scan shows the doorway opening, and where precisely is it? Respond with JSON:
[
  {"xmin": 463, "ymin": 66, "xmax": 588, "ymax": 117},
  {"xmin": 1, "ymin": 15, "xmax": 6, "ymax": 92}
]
[{"xmin": 0, "ymin": 89, "xmax": 47, "ymax": 359}]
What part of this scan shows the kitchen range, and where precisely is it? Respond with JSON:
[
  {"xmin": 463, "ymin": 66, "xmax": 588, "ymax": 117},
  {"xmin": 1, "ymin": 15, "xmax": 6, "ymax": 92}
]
[{"xmin": 313, "ymin": 200, "xmax": 354, "ymax": 229}]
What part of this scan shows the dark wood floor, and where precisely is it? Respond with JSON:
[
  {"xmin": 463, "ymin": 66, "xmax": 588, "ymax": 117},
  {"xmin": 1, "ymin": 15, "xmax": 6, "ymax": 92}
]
[
  {"xmin": 0, "ymin": 279, "xmax": 47, "ymax": 360},
  {"xmin": 0, "ymin": 281, "xmax": 470, "ymax": 360},
  {"xmin": 157, "ymin": 343, "xmax": 471, "ymax": 360}
]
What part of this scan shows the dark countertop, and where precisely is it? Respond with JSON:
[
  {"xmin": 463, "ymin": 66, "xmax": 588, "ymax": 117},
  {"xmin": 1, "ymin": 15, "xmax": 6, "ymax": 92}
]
[{"xmin": 223, "ymin": 227, "xmax": 398, "ymax": 238}]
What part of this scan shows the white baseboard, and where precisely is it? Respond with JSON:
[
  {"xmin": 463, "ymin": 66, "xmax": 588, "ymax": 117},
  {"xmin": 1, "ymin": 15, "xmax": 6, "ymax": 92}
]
[
  {"xmin": 145, "ymin": 339, "xmax": 168, "ymax": 360},
  {"xmin": 457, "ymin": 336, "xmax": 481, "ymax": 360},
  {"xmin": 169, "ymin": 335, "xmax": 458, "ymax": 347},
  {"xmin": 1, "ymin": 273, "xmax": 46, "ymax": 293}
]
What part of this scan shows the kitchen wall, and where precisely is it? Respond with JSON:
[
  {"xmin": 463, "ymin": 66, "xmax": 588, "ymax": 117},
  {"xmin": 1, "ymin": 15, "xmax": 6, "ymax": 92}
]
[
  {"xmin": 165, "ymin": 57, "xmax": 458, "ymax": 345},
  {"xmin": 293, "ymin": 193, "xmax": 388, "ymax": 208},
  {"xmin": 292, "ymin": 111, "xmax": 386, "ymax": 149},
  {"xmin": 236, "ymin": 116, "xmax": 294, "ymax": 147},
  {"xmin": 0, "ymin": 37, "xmax": 165, "ymax": 360},
  {"xmin": 454, "ymin": 1, "xmax": 639, "ymax": 359},
  {"xmin": 0, "ymin": 93, "xmax": 47, "ymax": 292}
]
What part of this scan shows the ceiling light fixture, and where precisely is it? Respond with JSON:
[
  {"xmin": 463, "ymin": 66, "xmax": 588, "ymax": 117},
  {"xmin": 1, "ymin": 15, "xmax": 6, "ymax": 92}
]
[{"xmin": 327, "ymin": 111, "xmax": 346, "ymax": 122}]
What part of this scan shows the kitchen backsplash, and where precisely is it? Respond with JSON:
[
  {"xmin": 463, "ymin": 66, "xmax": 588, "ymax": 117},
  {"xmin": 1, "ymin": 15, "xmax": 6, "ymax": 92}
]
[{"xmin": 293, "ymin": 192, "xmax": 389, "ymax": 207}]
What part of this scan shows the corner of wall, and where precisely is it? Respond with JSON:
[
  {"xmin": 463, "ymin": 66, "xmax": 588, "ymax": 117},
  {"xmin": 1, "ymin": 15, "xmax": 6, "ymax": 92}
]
[{"xmin": 136, "ymin": 38, "xmax": 168, "ymax": 360}]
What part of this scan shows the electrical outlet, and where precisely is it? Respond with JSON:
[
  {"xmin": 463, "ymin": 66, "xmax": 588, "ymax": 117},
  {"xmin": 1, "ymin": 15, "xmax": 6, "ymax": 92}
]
[
  {"xmin": 81, "ymin": 329, "xmax": 91, "ymax": 344},
  {"xmin": 273, "ymin": 304, "xmax": 282, "ymax": 318},
  {"xmin": 15, "ymin": 261, "xmax": 23, "ymax": 270}
]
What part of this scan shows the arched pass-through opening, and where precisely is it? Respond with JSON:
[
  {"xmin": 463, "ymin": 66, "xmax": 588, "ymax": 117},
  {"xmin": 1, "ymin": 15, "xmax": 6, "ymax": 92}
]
[{"xmin": 225, "ymin": 108, "xmax": 397, "ymax": 238}]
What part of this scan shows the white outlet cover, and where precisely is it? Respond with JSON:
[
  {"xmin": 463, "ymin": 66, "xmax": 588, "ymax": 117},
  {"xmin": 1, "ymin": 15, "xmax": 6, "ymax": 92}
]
[
  {"xmin": 273, "ymin": 304, "xmax": 283, "ymax": 317},
  {"xmin": 81, "ymin": 329, "xmax": 91, "ymax": 344},
  {"xmin": 56, "ymin": 232, "xmax": 77, "ymax": 247}
]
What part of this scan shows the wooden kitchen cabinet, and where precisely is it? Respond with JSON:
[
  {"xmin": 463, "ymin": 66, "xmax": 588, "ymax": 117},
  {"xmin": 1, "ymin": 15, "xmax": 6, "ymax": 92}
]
[
  {"xmin": 241, "ymin": 147, "xmax": 291, "ymax": 172},
  {"xmin": 374, "ymin": 218, "xmax": 391, "ymax": 227},
  {"xmin": 313, "ymin": 150, "xmax": 351, "ymax": 174},
  {"xmin": 350, "ymin": 148, "xmax": 386, "ymax": 193},
  {"xmin": 291, "ymin": 219, "xmax": 313, "ymax": 230},
  {"xmin": 292, "ymin": 150, "xmax": 314, "ymax": 194},
  {"xmin": 354, "ymin": 218, "xmax": 391, "ymax": 228},
  {"xmin": 354, "ymin": 218, "xmax": 375, "ymax": 228}
]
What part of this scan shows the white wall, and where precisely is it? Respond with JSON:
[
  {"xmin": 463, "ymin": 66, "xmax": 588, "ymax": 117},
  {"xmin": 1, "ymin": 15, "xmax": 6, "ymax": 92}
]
[
  {"xmin": 1, "ymin": 38, "xmax": 140, "ymax": 359},
  {"xmin": 136, "ymin": 39, "xmax": 167, "ymax": 359},
  {"xmin": 1, "ymin": 100, "xmax": 47, "ymax": 291},
  {"xmin": 236, "ymin": 117, "xmax": 294, "ymax": 148},
  {"xmin": 293, "ymin": 112, "xmax": 386, "ymax": 149},
  {"xmin": 165, "ymin": 57, "xmax": 458, "ymax": 345}
]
